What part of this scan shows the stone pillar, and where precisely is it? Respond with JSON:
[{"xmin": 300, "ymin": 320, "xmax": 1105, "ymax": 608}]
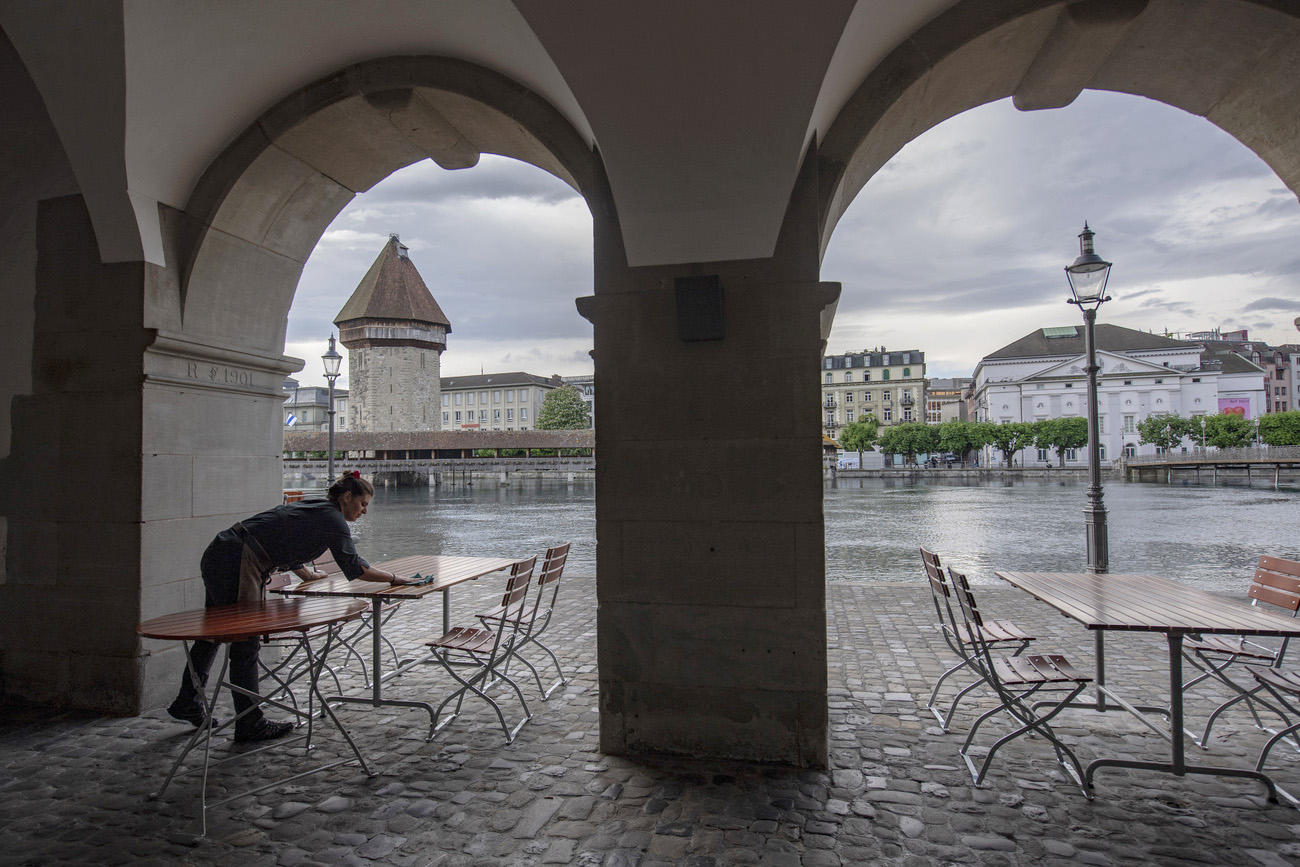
[
  {"xmin": 580, "ymin": 152, "xmax": 838, "ymax": 766},
  {"xmin": 0, "ymin": 196, "xmax": 149, "ymax": 711}
]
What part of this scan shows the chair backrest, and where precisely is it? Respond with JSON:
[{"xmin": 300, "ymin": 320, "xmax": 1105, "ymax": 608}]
[
  {"xmin": 1249, "ymin": 556, "xmax": 1300, "ymax": 616},
  {"xmin": 920, "ymin": 547, "xmax": 947, "ymax": 597},
  {"xmin": 497, "ymin": 556, "xmax": 537, "ymax": 626},
  {"xmin": 539, "ymin": 542, "xmax": 570, "ymax": 587},
  {"xmin": 266, "ymin": 571, "xmax": 294, "ymax": 591},
  {"xmin": 947, "ymin": 566, "xmax": 995, "ymax": 668},
  {"xmin": 311, "ymin": 549, "xmax": 346, "ymax": 578}
]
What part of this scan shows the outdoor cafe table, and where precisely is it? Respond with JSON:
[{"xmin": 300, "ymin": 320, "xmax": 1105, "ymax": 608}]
[
  {"xmin": 275, "ymin": 554, "xmax": 522, "ymax": 732},
  {"xmin": 137, "ymin": 597, "xmax": 371, "ymax": 836},
  {"xmin": 994, "ymin": 570, "xmax": 1300, "ymax": 802}
]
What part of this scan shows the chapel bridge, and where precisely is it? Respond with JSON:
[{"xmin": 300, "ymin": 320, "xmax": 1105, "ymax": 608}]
[{"xmin": 283, "ymin": 429, "xmax": 595, "ymax": 485}]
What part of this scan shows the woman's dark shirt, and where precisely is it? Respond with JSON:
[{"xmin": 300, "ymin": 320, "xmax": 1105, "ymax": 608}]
[{"xmin": 210, "ymin": 499, "xmax": 369, "ymax": 579}]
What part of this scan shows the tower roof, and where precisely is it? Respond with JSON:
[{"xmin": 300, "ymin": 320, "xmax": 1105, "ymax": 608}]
[{"xmin": 334, "ymin": 235, "xmax": 451, "ymax": 330}]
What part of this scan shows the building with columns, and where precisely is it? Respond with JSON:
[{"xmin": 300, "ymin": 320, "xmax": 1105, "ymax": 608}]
[
  {"xmin": 972, "ymin": 324, "xmax": 1267, "ymax": 466},
  {"xmin": 336, "ymin": 235, "xmax": 450, "ymax": 432},
  {"xmin": 2, "ymin": 2, "xmax": 1298, "ymax": 770}
]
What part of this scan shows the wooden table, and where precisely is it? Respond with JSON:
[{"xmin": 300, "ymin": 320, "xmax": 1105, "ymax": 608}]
[
  {"xmin": 138, "ymin": 597, "xmax": 370, "ymax": 836},
  {"xmin": 276, "ymin": 554, "xmax": 522, "ymax": 734},
  {"xmin": 995, "ymin": 570, "xmax": 1300, "ymax": 801}
]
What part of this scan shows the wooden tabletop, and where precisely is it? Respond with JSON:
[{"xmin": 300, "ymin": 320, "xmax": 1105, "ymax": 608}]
[
  {"xmin": 278, "ymin": 554, "xmax": 521, "ymax": 600},
  {"xmin": 138, "ymin": 598, "xmax": 368, "ymax": 642},
  {"xmin": 994, "ymin": 571, "xmax": 1300, "ymax": 636}
]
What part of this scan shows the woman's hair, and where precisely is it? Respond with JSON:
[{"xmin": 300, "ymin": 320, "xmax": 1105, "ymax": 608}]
[{"xmin": 327, "ymin": 470, "xmax": 374, "ymax": 503}]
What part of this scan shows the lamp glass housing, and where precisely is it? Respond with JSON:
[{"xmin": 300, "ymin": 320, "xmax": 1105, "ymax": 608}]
[{"xmin": 322, "ymin": 335, "xmax": 342, "ymax": 379}]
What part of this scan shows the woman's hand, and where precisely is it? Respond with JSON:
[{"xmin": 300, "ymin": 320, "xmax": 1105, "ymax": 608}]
[{"xmin": 387, "ymin": 573, "xmax": 418, "ymax": 586}]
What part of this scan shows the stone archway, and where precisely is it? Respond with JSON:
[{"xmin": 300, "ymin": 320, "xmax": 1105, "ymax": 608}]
[{"xmin": 814, "ymin": 0, "xmax": 1300, "ymax": 257}]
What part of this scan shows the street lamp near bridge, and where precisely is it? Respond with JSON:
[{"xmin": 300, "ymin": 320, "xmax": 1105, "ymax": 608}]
[
  {"xmin": 1065, "ymin": 223, "xmax": 1112, "ymax": 574},
  {"xmin": 322, "ymin": 335, "xmax": 342, "ymax": 481}
]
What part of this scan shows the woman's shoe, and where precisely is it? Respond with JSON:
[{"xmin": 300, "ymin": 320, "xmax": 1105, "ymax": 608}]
[
  {"xmin": 167, "ymin": 699, "xmax": 216, "ymax": 728},
  {"xmin": 234, "ymin": 718, "xmax": 294, "ymax": 743}
]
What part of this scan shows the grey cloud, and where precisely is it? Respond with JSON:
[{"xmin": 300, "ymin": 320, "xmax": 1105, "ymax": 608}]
[{"xmin": 1242, "ymin": 297, "xmax": 1298, "ymax": 312}]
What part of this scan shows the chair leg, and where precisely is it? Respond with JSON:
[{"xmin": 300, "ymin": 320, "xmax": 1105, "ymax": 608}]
[
  {"xmin": 530, "ymin": 637, "xmax": 568, "ymax": 697},
  {"xmin": 927, "ymin": 656, "xmax": 973, "ymax": 712},
  {"xmin": 937, "ymin": 678, "xmax": 986, "ymax": 731}
]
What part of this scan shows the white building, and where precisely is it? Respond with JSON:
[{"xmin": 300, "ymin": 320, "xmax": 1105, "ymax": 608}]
[
  {"xmin": 972, "ymin": 324, "xmax": 1266, "ymax": 466},
  {"xmin": 440, "ymin": 372, "xmax": 563, "ymax": 431}
]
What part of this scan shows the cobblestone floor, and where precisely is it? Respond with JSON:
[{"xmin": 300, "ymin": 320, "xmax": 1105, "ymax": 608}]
[{"xmin": 3, "ymin": 574, "xmax": 1300, "ymax": 865}]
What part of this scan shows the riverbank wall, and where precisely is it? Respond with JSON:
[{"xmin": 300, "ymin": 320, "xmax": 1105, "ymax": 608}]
[{"xmin": 827, "ymin": 466, "xmax": 1110, "ymax": 482}]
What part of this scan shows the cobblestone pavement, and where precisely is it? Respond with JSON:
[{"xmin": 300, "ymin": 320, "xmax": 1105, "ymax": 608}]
[{"xmin": 4, "ymin": 575, "xmax": 1300, "ymax": 865}]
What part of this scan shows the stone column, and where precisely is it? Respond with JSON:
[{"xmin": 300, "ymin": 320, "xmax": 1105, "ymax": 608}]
[{"xmin": 579, "ymin": 152, "xmax": 839, "ymax": 766}]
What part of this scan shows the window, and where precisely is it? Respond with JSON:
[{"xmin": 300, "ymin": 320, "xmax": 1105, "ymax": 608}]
[
  {"xmin": 1124, "ymin": 443, "xmax": 1136, "ymax": 458},
  {"xmin": 507, "ymin": 408, "xmax": 514, "ymax": 421},
  {"xmin": 1124, "ymin": 380, "xmax": 1132, "ymax": 385},
  {"xmin": 864, "ymin": 371, "xmax": 871, "ymax": 382},
  {"xmin": 494, "ymin": 409, "xmax": 501, "ymax": 421},
  {"xmin": 454, "ymin": 411, "xmax": 461, "ymax": 422},
  {"xmin": 506, "ymin": 390, "xmax": 514, "ymax": 402},
  {"xmin": 1098, "ymin": 416, "xmax": 1106, "ymax": 434},
  {"xmin": 903, "ymin": 368, "xmax": 910, "ymax": 377},
  {"xmin": 883, "ymin": 407, "xmax": 892, "ymax": 421},
  {"xmin": 480, "ymin": 392, "xmax": 488, "ymax": 405},
  {"xmin": 494, "ymin": 391, "xmax": 502, "ymax": 403},
  {"xmin": 442, "ymin": 412, "xmax": 448, "ymax": 423},
  {"xmin": 521, "ymin": 408, "xmax": 528, "ymax": 421},
  {"xmin": 883, "ymin": 390, "xmax": 892, "ymax": 402},
  {"xmin": 1098, "ymin": 445, "xmax": 1106, "ymax": 461},
  {"xmin": 902, "ymin": 408, "xmax": 913, "ymax": 421},
  {"xmin": 1065, "ymin": 448, "xmax": 1077, "ymax": 461},
  {"xmin": 467, "ymin": 392, "xmax": 474, "ymax": 405},
  {"xmin": 864, "ymin": 391, "xmax": 872, "ymax": 402},
  {"xmin": 826, "ymin": 413, "xmax": 836, "ymax": 427},
  {"xmin": 1036, "ymin": 448, "xmax": 1048, "ymax": 462},
  {"xmin": 1123, "ymin": 414, "xmax": 1136, "ymax": 433},
  {"xmin": 846, "ymin": 409, "xmax": 854, "ymax": 422},
  {"xmin": 882, "ymin": 369, "xmax": 891, "ymax": 380},
  {"xmin": 455, "ymin": 393, "xmax": 462, "ymax": 405},
  {"xmin": 825, "ymin": 372, "xmax": 833, "ymax": 383},
  {"xmin": 845, "ymin": 392, "xmax": 854, "ymax": 403},
  {"xmin": 844, "ymin": 371, "xmax": 853, "ymax": 382},
  {"xmin": 442, "ymin": 394, "xmax": 449, "ymax": 406}
]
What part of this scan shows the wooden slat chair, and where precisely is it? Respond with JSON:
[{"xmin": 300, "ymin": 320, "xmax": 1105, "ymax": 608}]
[
  {"xmin": 921, "ymin": 547, "xmax": 1035, "ymax": 731},
  {"xmin": 477, "ymin": 542, "xmax": 571, "ymax": 699},
  {"xmin": 1185, "ymin": 555, "xmax": 1300, "ymax": 747},
  {"xmin": 948, "ymin": 567, "xmax": 1092, "ymax": 794},
  {"xmin": 423, "ymin": 556, "xmax": 538, "ymax": 743}
]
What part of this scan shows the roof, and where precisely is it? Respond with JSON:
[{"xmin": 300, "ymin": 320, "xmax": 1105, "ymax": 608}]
[
  {"xmin": 334, "ymin": 235, "xmax": 451, "ymax": 329},
  {"xmin": 985, "ymin": 324, "xmax": 1197, "ymax": 360},
  {"xmin": 441, "ymin": 372, "xmax": 562, "ymax": 390},
  {"xmin": 1199, "ymin": 350, "xmax": 1265, "ymax": 375}
]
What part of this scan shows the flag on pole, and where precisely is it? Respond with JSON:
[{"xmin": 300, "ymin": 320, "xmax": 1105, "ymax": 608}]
[{"xmin": 286, "ymin": 413, "xmax": 298, "ymax": 426}]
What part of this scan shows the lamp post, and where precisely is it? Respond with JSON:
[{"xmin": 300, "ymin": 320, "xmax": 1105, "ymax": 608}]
[
  {"xmin": 322, "ymin": 335, "xmax": 342, "ymax": 481},
  {"xmin": 1065, "ymin": 223, "xmax": 1112, "ymax": 574}
]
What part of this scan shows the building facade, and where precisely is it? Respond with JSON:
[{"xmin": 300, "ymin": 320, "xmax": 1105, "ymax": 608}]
[
  {"xmin": 972, "ymin": 324, "xmax": 1266, "ymax": 466},
  {"xmin": 925, "ymin": 377, "xmax": 972, "ymax": 423},
  {"xmin": 820, "ymin": 349, "xmax": 925, "ymax": 438},
  {"xmin": 336, "ymin": 235, "xmax": 451, "ymax": 432},
  {"xmin": 563, "ymin": 374, "xmax": 596, "ymax": 427},
  {"xmin": 440, "ymin": 372, "xmax": 563, "ymax": 431},
  {"xmin": 282, "ymin": 377, "xmax": 348, "ymax": 433}
]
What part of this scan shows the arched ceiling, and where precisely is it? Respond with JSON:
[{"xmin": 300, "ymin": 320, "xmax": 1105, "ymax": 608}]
[{"xmin": 0, "ymin": 0, "xmax": 956, "ymax": 268}]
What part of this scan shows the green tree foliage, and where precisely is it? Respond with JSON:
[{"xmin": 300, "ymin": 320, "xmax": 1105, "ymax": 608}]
[
  {"xmin": 936, "ymin": 420, "xmax": 986, "ymax": 464},
  {"xmin": 986, "ymin": 422, "xmax": 1035, "ymax": 467},
  {"xmin": 838, "ymin": 416, "xmax": 879, "ymax": 462},
  {"xmin": 1204, "ymin": 411, "xmax": 1256, "ymax": 449},
  {"xmin": 1033, "ymin": 417, "xmax": 1089, "ymax": 467},
  {"xmin": 1136, "ymin": 414, "xmax": 1197, "ymax": 451},
  {"xmin": 536, "ymin": 385, "xmax": 592, "ymax": 430},
  {"xmin": 877, "ymin": 422, "xmax": 938, "ymax": 465},
  {"xmin": 1258, "ymin": 411, "xmax": 1300, "ymax": 447}
]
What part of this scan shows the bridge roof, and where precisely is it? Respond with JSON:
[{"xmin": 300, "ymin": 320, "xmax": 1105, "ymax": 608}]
[{"xmin": 285, "ymin": 429, "xmax": 593, "ymax": 451}]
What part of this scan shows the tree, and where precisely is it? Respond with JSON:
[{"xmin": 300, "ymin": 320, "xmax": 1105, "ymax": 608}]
[
  {"xmin": 1258, "ymin": 411, "xmax": 1300, "ymax": 447},
  {"xmin": 985, "ymin": 422, "xmax": 1035, "ymax": 467},
  {"xmin": 936, "ymin": 420, "xmax": 985, "ymax": 465},
  {"xmin": 877, "ymin": 422, "xmax": 938, "ymax": 465},
  {"xmin": 1137, "ymin": 414, "xmax": 1196, "ymax": 451},
  {"xmin": 838, "ymin": 416, "xmax": 879, "ymax": 464},
  {"xmin": 1033, "ymin": 417, "xmax": 1088, "ymax": 467},
  {"xmin": 536, "ymin": 385, "xmax": 592, "ymax": 430},
  {"xmin": 1203, "ymin": 411, "xmax": 1255, "ymax": 449}
]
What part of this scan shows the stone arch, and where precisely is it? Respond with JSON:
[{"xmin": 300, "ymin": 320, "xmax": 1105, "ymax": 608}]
[
  {"xmin": 174, "ymin": 55, "xmax": 609, "ymax": 356},
  {"xmin": 814, "ymin": 0, "xmax": 1300, "ymax": 258}
]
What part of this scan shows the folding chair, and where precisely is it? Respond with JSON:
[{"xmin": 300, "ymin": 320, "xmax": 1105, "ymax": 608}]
[
  {"xmin": 478, "ymin": 542, "xmax": 570, "ymax": 699},
  {"xmin": 921, "ymin": 547, "xmax": 1034, "ymax": 731},
  {"xmin": 258, "ymin": 572, "xmax": 360, "ymax": 713},
  {"xmin": 1246, "ymin": 665, "xmax": 1300, "ymax": 805},
  {"xmin": 424, "ymin": 556, "xmax": 537, "ymax": 742},
  {"xmin": 1185, "ymin": 556, "xmax": 1300, "ymax": 747},
  {"xmin": 948, "ymin": 567, "xmax": 1092, "ymax": 794}
]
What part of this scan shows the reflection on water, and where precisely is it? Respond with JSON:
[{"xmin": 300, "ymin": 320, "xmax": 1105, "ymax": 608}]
[{"xmin": 350, "ymin": 477, "xmax": 1298, "ymax": 593}]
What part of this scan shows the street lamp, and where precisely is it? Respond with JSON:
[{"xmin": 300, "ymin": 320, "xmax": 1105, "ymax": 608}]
[
  {"xmin": 1065, "ymin": 223, "xmax": 1112, "ymax": 574},
  {"xmin": 322, "ymin": 335, "xmax": 342, "ymax": 481}
]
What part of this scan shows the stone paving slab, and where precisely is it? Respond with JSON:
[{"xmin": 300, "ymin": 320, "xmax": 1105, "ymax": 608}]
[{"xmin": 3, "ymin": 574, "xmax": 1300, "ymax": 865}]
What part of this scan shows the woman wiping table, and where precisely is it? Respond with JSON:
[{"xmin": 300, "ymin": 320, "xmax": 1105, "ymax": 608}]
[{"xmin": 167, "ymin": 471, "xmax": 415, "ymax": 741}]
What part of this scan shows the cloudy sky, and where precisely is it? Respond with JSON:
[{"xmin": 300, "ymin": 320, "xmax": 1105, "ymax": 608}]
[{"xmin": 286, "ymin": 90, "xmax": 1300, "ymax": 387}]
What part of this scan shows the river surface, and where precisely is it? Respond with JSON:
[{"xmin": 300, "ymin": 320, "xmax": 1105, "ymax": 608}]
[{"xmin": 348, "ymin": 477, "xmax": 1299, "ymax": 593}]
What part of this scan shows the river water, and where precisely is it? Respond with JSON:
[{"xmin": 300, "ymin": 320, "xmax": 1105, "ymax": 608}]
[{"xmin": 348, "ymin": 477, "xmax": 1299, "ymax": 593}]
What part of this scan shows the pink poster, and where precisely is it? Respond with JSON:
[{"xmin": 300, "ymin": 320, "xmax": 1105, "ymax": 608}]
[{"xmin": 1217, "ymin": 397, "xmax": 1251, "ymax": 419}]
